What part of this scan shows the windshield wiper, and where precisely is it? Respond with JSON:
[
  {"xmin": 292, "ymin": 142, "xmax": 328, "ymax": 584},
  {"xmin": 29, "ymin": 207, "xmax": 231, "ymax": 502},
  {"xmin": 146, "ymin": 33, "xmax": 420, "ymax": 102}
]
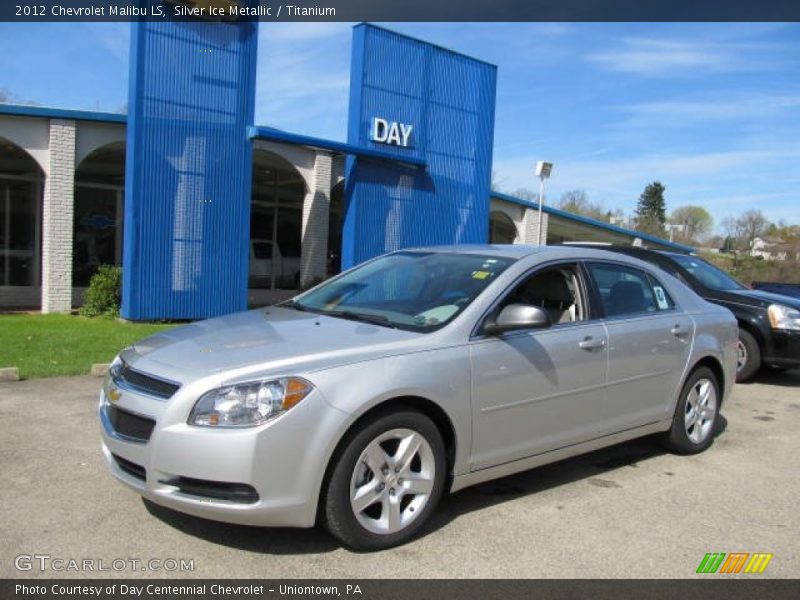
[
  {"xmin": 329, "ymin": 310, "xmax": 398, "ymax": 329},
  {"xmin": 277, "ymin": 300, "xmax": 314, "ymax": 313}
]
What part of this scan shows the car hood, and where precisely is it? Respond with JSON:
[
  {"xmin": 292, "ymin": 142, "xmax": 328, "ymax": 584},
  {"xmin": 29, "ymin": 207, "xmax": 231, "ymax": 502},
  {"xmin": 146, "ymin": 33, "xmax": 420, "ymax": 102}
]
[
  {"xmin": 124, "ymin": 307, "xmax": 424, "ymax": 381},
  {"xmin": 724, "ymin": 288, "xmax": 800, "ymax": 310}
]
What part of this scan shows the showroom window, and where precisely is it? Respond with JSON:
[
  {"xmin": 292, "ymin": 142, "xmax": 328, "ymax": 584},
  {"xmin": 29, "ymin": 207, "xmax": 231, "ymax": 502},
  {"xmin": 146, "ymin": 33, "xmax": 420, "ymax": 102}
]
[
  {"xmin": 489, "ymin": 211, "xmax": 518, "ymax": 244},
  {"xmin": 328, "ymin": 180, "xmax": 344, "ymax": 277},
  {"xmin": 0, "ymin": 138, "xmax": 42, "ymax": 287},
  {"xmin": 73, "ymin": 142, "xmax": 125, "ymax": 286},
  {"xmin": 250, "ymin": 149, "xmax": 305, "ymax": 290}
]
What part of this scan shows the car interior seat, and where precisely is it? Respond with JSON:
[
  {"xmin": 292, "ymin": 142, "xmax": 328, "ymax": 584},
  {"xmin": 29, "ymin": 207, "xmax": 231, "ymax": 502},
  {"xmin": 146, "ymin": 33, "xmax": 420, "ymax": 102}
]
[
  {"xmin": 607, "ymin": 280, "xmax": 645, "ymax": 316},
  {"xmin": 516, "ymin": 270, "xmax": 576, "ymax": 324}
]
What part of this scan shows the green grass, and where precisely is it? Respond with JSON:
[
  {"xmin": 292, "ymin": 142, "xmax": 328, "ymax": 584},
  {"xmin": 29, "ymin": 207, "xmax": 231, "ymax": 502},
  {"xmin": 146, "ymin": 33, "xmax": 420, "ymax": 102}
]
[{"xmin": 0, "ymin": 314, "xmax": 178, "ymax": 379}]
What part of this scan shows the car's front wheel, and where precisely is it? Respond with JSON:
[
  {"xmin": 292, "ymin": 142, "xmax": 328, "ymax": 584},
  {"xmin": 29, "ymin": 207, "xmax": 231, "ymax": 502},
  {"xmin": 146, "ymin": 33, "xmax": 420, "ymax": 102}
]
[
  {"xmin": 662, "ymin": 366, "xmax": 720, "ymax": 455},
  {"xmin": 322, "ymin": 410, "xmax": 446, "ymax": 551}
]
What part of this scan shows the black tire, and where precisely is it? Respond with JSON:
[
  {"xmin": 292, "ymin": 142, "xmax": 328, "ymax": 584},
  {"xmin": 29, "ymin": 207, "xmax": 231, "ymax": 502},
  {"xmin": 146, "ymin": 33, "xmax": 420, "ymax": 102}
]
[
  {"xmin": 662, "ymin": 367, "xmax": 720, "ymax": 455},
  {"xmin": 322, "ymin": 410, "xmax": 447, "ymax": 551},
  {"xmin": 736, "ymin": 329, "xmax": 761, "ymax": 383}
]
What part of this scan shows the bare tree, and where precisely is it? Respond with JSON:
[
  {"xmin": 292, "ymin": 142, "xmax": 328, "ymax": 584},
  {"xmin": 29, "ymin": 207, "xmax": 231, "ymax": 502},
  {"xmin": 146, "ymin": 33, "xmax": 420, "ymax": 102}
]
[
  {"xmin": 557, "ymin": 189, "xmax": 608, "ymax": 222},
  {"xmin": 737, "ymin": 209, "xmax": 770, "ymax": 248},
  {"xmin": 490, "ymin": 170, "xmax": 507, "ymax": 193},
  {"xmin": 512, "ymin": 187, "xmax": 539, "ymax": 202}
]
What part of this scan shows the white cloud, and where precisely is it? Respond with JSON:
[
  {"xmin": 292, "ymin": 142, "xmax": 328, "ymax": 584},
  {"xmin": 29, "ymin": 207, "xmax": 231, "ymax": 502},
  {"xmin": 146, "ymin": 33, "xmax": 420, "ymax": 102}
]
[
  {"xmin": 586, "ymin": 37, "xmax": 784, "ymax": 76},
  {"xmin": 254, "ymin": 25, "xmax": 352, "ymax": 137},
  {"xmin": 614, "ymin": 94, "xmax": 800, "ymax": 125},
  {"xmin": 493, "ymin": 145, "xmax": 800, "ymax": 214},
  {"xmin": 82, "ymin": 23, "xmax": 129, "ymax": 63}
]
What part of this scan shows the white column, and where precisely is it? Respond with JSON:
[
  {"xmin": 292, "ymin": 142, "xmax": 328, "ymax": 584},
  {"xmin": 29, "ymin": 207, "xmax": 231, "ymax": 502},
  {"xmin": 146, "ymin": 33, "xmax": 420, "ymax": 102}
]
[
  {"xmin": 41, "ymin": 119, "xmax": 76, "ymax": 313},
  {"xmin": 300, "ymin": 151, "xmax": 332, "ymax": 287},
  {"xmin": 520, "ymin": 207, "xmax": 549, "ymax": 245}
]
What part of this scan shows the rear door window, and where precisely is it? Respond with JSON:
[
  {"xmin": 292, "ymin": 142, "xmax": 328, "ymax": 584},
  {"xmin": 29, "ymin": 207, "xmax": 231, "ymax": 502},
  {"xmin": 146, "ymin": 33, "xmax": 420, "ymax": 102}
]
[{"xmin": 586, "ymin": 262, "xmax": 668, "ymax": 318}]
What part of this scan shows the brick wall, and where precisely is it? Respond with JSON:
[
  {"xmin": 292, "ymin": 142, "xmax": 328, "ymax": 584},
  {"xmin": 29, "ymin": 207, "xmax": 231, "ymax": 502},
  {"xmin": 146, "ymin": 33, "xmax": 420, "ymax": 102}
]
[
  {"xmin": 520, "ymin": 206, "xmax": 549, "ymax": 245},
  {"xmin": 41, "ymin": 119, "xmax": 76, "ymax": 313},
  {"xmin": 300, "ymin": 151, "xmax": 332, "ymax": 286}
]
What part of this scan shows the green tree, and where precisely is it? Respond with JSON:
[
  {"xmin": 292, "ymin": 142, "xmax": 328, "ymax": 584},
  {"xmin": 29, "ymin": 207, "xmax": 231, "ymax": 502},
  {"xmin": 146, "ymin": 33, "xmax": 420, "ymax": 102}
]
[
  {"xmin": 635, "ymin": 181, "xmax": 667, "ymax": 236},
  {"xmin": 670, "ymin": 205, "xmax": 713, "ymax": 242}
]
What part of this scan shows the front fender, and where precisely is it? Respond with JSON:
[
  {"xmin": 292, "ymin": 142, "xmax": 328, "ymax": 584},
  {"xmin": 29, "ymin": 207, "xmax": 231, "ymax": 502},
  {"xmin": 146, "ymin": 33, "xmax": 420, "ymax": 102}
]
[{"xmin": 309, "ymin": 347, "xmax": 472, "ymax": 477}]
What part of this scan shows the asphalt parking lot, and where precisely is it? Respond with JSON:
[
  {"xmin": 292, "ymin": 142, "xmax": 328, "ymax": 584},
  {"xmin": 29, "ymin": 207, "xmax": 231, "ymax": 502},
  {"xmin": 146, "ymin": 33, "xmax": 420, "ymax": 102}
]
[{"xmin": 1, "ymin": 370, "xmax": 798, "ymax": 579}]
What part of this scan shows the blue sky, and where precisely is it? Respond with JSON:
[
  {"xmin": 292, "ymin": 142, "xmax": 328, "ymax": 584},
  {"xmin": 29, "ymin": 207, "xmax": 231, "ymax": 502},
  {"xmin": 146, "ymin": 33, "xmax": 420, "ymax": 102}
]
[{"xmin": 1, "ymin": 22, "xmax": 799, "ymax": 228}]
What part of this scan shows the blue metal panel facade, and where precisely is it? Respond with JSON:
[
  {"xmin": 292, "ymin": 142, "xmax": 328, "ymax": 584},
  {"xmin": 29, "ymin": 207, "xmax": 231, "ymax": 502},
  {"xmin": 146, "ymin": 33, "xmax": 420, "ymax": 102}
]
[
  {"xmin": 341, "ymin": 24, "xmax": 497, "ymax": 269},
  {"xmin": 122, "ymin": 13, "xmax": 257, "ymax": 320}
]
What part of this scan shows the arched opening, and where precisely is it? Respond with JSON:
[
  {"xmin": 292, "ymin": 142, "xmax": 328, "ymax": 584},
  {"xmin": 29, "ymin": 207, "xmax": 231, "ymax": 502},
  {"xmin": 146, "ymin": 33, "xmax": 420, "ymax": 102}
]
[
  {"xmin": 489, "ymin": 210, "xmax": 518, "ymax": 244},
  {"xmin": 0, "ymin": 137, "xmax": 43, "ymax": 292},
  {"xmin": 328, "ymin": 180, "xmax": 344, "ymax": 277},
  {"xmin": 73, "ymin": 142, "xmax": 125, "ymax": 286},
  {"xmin": 250, "ymin": 149, "xmax": 305, "ymax": 290}
]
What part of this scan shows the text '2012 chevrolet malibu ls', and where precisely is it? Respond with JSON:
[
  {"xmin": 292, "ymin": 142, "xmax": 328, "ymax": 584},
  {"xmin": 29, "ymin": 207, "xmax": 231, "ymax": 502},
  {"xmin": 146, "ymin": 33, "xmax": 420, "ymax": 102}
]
[{"xmin": 100, "ymin": 246, "xmax": 738, "ymax": 550}]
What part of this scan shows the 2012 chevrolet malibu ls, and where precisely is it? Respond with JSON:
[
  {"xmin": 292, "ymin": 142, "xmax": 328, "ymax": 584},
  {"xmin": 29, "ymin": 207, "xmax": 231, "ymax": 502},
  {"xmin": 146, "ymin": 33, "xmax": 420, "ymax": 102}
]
[{"xmin": 100, "ymin": 246, "xmax": 738, "ymax": 550}]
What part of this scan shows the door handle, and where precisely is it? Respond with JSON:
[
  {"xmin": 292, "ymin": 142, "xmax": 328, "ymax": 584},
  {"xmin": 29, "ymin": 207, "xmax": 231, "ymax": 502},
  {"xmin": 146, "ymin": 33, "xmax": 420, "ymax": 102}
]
[
  {"xmin": 671, "ymin": 324, "xmax": 689, "ymax": 337},
  {"xmin": 579, "ymin": 336, "xmax": 606, "ymax": 350}
]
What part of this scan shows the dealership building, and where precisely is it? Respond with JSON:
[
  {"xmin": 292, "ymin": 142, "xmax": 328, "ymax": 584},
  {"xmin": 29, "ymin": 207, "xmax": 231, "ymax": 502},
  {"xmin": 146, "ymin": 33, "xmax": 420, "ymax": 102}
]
[{"xmin": 0, "ymin": 21, "xmax": 692, "ymax": 319}]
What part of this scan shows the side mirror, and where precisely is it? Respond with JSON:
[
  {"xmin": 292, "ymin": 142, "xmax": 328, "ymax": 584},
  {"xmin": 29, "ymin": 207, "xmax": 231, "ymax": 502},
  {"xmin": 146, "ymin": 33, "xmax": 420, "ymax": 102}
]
[{"xmin": 483, "ymin": 303, "xmax": 551, "ymax": 335}]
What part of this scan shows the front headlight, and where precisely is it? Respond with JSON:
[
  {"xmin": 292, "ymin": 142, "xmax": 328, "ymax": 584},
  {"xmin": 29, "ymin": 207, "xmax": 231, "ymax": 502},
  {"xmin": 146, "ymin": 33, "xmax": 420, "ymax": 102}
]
[
  {"xmin": 102, "ymin": 355, "xmax": 123, "ymax": 402},
  {"xmin": 768, "ymin": 304, "xmax": 800, "ymax": 331},
  {"xmin": 188, "ymin": 377, "xmax": 314, "ymax": 428}
]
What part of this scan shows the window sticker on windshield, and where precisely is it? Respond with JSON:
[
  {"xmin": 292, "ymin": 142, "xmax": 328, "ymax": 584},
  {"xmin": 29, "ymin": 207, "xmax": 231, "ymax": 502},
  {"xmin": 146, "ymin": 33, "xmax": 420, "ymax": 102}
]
[
  {"xmin": 653, "ymin": 286, "xmax": 669, "ymax": 309},
  {"xmin": 472, "ymin": 270, "xmax": 491, "ymax": 280}
]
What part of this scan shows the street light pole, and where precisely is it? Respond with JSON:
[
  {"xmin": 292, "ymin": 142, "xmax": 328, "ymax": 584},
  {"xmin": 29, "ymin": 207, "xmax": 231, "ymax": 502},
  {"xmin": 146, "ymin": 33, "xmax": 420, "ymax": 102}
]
[{"xmin": 534, "ymin": 161, "xmax": 553, "ymax": 246}]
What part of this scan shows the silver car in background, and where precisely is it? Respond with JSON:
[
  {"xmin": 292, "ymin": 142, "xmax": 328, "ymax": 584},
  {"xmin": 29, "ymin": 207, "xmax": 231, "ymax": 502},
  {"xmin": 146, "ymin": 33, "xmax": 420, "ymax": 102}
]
[{"xmin": 100, "ymin": 246, "xmax": 738, "ymax": 550}]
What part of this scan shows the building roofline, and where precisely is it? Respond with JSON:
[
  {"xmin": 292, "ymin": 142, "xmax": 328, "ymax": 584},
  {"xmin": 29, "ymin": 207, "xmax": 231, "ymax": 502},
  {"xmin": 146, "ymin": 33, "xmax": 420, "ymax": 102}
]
[
  {"xmin": 248, "ymin": 125, "xmax": 427, "ymax": 169},
  {"xmin": 0, "ymin": 103, "xmax": 127, "ymax": 124},
  {"xmin": 0, "ymin": 103, "xmax": 426, "ymax": 168},
  {"xmin": 492, "ymin": 190, "xmax": 695, "ymax": 254},
  {"xmin": 0, "ymin": 103, "xmax": 691, "ymax": 254}
]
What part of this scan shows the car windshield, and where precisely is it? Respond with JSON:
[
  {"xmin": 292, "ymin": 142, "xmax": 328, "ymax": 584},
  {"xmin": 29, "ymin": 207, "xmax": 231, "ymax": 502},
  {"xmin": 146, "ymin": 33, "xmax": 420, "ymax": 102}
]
[
  {"xmin": 288, "ymin": 251, "xmax": 516, "ymax": 332},
  {"xmin": 669, "ymin": 254, "xmax": 745, "ymax": 291}
]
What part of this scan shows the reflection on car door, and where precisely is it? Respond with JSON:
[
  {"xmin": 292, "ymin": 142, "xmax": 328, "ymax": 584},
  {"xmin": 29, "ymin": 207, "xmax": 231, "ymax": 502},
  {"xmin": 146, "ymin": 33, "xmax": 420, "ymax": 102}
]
[
  {"xmin": 469, "ymin": 263, "xmax": 608, "ymax": 470},
  {"xmin": 586, "ymin": 261, "xmax": 694, "ymax": 432}
]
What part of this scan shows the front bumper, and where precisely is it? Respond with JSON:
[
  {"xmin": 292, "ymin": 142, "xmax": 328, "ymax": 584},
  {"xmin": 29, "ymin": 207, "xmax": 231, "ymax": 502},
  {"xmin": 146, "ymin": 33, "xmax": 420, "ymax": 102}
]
[
  {"xmin": 764, "ymin": 329, "xmax": 800, "ymax": 368},
  {"xmin": 99, "ymin": 385, "xmax": 351, "ymax": 528}
]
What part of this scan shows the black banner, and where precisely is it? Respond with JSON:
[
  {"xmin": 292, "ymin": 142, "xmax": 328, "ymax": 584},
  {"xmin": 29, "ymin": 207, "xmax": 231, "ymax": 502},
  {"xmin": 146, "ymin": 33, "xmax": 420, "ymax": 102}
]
[
  {"xmin": 4, "ymin": 580, "xmax": 800, "ymax": 600},
  {"xmin": 1, "ymin": 0, "xmax": 799, "ymax": 22}
]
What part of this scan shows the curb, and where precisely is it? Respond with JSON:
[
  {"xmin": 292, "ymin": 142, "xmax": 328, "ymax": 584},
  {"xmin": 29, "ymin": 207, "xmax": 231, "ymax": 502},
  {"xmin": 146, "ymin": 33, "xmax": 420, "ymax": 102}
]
[
  {"xmin": 0, "ymin": 367, "xmax": 20, "ymax": 382},
  {"xmin": 91, "ymin": 363, "xmax": 111, "ymax": 377}
]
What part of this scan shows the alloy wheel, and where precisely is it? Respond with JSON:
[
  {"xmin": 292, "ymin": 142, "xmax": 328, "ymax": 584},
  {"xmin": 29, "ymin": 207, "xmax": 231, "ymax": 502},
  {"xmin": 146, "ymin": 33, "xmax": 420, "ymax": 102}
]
[
  {"xmin": 684, "ymin": 378, "xmax": 717, "ymax": 444},
  {"xmin": 736, "ymin": 340, "xmax": 748, "ymax": 373},
  {"xmin": 349, "ymin": 428, "xmax": 436, "ymax": 535}
]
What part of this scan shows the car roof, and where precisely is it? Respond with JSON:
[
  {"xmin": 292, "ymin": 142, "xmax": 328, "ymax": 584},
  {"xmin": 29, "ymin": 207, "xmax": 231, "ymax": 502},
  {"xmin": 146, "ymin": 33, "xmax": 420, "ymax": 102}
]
[
  {"xmin": 402, "ymin": 244, "xmax": 666, "ymax": 264},
  {"xmin": 564, "ymin": 243, "xmax": 692, "ymax": 260}
]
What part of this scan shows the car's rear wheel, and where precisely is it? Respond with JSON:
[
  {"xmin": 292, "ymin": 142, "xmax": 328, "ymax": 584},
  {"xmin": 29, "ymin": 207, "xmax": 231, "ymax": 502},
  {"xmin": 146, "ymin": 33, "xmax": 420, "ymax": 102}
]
[
  {"xmin": 662, "ymin": 366, "xmax": 720, "ymax": 455},
  {"xmin": 735, "ymin": 329, "xmax": 761, "ymax": 382},
  {"xmin": 322, "ymin": 410, "xmax": 446, "ymax": 551}
]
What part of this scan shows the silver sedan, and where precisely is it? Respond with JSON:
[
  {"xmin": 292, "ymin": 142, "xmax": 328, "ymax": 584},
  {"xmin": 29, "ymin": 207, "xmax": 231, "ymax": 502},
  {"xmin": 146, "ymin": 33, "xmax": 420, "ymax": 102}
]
[{"xmin": 100, "ymin": 246, "xmax": 738, "ymax": 550}]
